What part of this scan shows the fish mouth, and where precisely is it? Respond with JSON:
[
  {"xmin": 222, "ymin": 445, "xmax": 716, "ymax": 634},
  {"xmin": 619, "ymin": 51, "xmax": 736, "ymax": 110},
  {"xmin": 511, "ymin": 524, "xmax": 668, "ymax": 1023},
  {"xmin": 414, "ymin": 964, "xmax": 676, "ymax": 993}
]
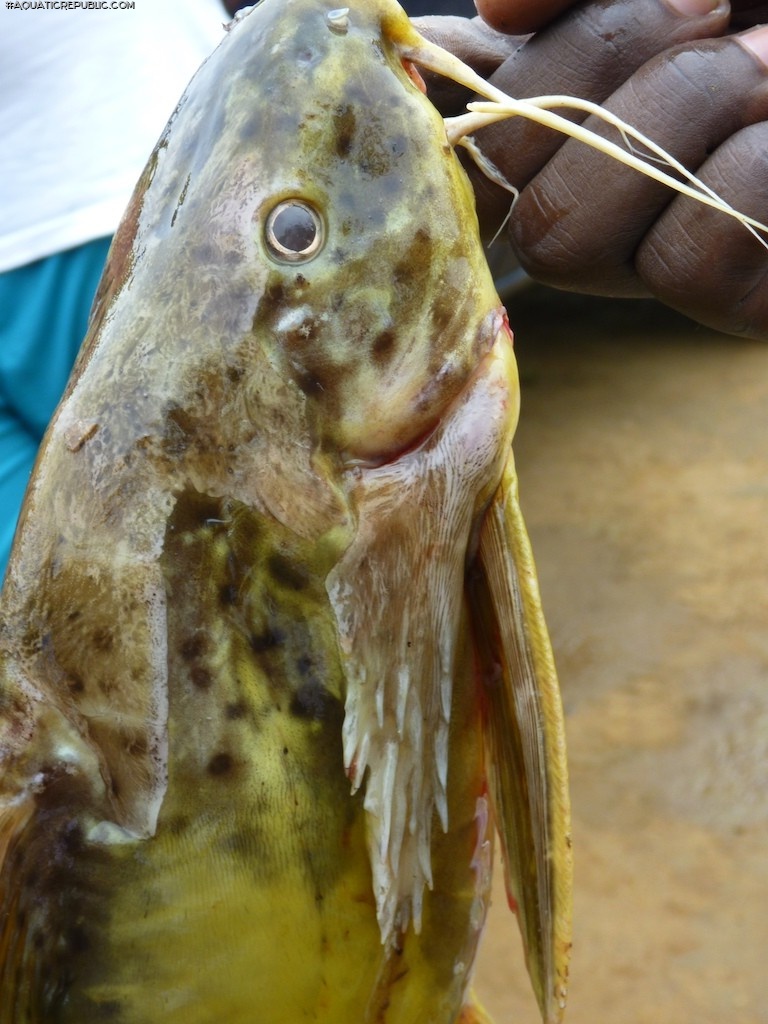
[
  {"xmin": 343, "ymin": 305, "xmax": 514, "ymax": 471},
  {"xmin": 410, "ymin": 304, "xmax": 512, "ymax": 429}
]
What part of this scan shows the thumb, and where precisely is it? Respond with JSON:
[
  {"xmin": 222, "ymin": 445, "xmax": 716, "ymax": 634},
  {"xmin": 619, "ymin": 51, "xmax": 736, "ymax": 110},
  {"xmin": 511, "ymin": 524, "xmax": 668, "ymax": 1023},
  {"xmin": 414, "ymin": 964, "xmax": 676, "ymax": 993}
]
[{"xmin": 475, "ymin": 0, "xmax": 576, "ymax": 33}]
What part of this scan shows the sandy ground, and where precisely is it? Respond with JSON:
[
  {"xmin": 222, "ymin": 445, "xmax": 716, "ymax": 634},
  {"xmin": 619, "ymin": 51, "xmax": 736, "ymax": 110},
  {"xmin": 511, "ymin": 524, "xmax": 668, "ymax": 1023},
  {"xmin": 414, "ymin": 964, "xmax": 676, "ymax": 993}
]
[{"xmin": 472, "ymin": 289, "xmax": 768, "ymax": 1024}]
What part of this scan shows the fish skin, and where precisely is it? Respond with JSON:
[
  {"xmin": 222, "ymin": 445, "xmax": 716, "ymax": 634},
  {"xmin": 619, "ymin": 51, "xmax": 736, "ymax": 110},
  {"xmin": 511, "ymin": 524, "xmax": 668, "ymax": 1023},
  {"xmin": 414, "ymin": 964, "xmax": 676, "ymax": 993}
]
[{"xmin": 0, "ymin": 1, "xmax": 571, "ymax": 1022}]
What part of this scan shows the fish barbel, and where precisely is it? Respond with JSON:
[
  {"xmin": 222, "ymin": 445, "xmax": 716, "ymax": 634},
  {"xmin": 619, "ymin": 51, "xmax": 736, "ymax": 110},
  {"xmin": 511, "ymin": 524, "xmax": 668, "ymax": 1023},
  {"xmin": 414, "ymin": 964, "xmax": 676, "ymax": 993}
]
[{"xmin": 0, "ymin": 1, "xmax": 571, "ymax": 1021}]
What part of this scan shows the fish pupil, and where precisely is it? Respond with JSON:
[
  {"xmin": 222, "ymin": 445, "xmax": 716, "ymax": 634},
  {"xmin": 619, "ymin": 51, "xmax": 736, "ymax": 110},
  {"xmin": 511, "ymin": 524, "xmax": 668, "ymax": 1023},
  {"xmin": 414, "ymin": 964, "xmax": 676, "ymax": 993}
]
[
  {"xmin": 265, "ymin": 200, "xmax": 324, "ymax": 262},
  {"xmin": 273, "ymin": 207, "xmax": 314, "ymax": 250}
]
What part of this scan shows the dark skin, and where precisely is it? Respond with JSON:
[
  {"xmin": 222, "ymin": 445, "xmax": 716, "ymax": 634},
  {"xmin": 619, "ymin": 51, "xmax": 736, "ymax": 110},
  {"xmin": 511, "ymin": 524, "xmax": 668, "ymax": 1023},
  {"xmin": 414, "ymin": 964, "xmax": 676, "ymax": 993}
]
[{"xmin": 417, "ymin": 0, "xmax": 768, "ymax": 340}]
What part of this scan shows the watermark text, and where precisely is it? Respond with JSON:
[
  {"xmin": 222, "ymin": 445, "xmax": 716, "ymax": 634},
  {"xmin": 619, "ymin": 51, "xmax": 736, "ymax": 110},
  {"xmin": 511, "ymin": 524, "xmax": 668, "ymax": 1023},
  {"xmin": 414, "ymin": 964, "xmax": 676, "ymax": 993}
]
[{"xmin": 6, "ymin": 2, "xmax": 136, "ymax": 10}]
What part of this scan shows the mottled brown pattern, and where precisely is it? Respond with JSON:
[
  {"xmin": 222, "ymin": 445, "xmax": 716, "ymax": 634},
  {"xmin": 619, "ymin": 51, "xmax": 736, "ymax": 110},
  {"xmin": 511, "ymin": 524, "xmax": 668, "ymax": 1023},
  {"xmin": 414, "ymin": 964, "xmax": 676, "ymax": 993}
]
[{"xmin": 0, "ymin": 0, "xmax": 568, "ymax": 1020}]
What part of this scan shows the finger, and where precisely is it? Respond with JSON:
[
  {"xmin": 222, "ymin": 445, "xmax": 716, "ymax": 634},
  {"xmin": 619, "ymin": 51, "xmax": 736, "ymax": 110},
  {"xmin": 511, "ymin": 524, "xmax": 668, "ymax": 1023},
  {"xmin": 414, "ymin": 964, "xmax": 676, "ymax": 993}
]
[
  {"xmin": 467, "ymin": 0, "xmax": 731, "ymax": 230},
  {"xmin": 635, "ymin": 26, "xmax": 768, "ymax": 339},
  {"xmin": 636, "ymin": 139, "xmax": 768, "ymax": 339},
  {"xmin": 475, "ymin": 0, "xmax": 575, "ymax": 34},
  {"xmin": 506, "ymin": 34, "xmax": 768, "ymax": 306}
]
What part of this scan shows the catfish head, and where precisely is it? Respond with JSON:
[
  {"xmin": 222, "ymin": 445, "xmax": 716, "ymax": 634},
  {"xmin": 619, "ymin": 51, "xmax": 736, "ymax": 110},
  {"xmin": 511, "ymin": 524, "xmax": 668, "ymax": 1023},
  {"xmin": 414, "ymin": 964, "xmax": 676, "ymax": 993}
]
[{"xmin": 243, "ymin": 0, "xmax": 514, "ymax": 465}]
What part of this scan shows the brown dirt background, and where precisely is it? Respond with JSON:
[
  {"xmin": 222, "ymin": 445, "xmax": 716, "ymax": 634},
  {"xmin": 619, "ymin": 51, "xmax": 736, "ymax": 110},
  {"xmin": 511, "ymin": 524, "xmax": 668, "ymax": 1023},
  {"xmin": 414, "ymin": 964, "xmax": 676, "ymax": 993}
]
[{"xmin": 472, "ymin": 290, "xmax": 768, "ymax": 1024}]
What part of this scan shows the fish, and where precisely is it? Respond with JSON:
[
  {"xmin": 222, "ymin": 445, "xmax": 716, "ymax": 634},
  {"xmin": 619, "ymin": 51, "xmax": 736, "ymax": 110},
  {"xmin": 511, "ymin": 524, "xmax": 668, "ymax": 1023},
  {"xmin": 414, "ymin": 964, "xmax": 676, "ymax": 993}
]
[{"xmin": 0, "ymin": 1, "xmax": 571, "ymax": 1021}]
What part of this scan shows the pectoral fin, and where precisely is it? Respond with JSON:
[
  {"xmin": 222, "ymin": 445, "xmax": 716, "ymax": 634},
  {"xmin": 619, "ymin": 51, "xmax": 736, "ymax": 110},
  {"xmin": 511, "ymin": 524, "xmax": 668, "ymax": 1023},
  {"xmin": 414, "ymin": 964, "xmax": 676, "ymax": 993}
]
[{"xmin": 468, "ymin": 453, "xmax": 572, "ymax": 1024}]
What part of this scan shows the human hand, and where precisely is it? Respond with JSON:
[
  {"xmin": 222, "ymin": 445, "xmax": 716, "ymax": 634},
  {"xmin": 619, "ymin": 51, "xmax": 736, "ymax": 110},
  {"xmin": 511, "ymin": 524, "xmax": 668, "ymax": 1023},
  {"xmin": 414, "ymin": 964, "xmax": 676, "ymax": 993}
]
[
  {"xmin": 474, "ymin": 0, "xmax": 767, "ymax": 32},
  {"xmin": 418, "ymin": 0, "xmax": 768, "ymax": 339}
]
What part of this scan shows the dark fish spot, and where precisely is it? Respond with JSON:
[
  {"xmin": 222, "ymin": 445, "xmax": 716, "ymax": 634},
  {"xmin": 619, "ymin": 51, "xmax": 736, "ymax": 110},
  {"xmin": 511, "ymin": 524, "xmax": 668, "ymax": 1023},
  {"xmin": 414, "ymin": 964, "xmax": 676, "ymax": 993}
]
[
  {"xmin": 168, "ymin": 815, "xmax": 190, "ymax": 835},
  {"xmin": 296, "ymin": 655, "xmax": 313, "ymax": 677},
  {"xmin": 59, "ymin": 821, "xmax": 84, "ymax": 858},
  {"xmin": 372, "ymin": 329, "xmax": 396, "ymax": 364},
  {"xmin": 226, "ymin": 365, "xmax": 243, "ymax": 384},
  {"xmin": 250, "ymin": 627, "xmax": 285, "ymax": 653},
  {"xmin": 68, "ymin": 925, "xmax": 90, "ymax": 953},
  {"xmin": 170, "ymin": 491, "xmax": 223, "ymax": 535},
  {"xmin": 68, "ymin": 674, "xmax": 85, "ymax": 694},
  {"xmin": 92, "ymin": 628, "xmax": 114, "ymax": 653},
  {"xmin": 268, "ymin": 553, "xmax": 309, "ymax": 591},
  {"xmin": 181, "ymin": 634, "xmax": 207, "ymax": 660},
  {"xmin": 290, "ymin": 681, "xmax": 339, "ymax": 721},
  {"xmin": 334, "ymin": 104, "xmax": 356, "ymax": 158},
  {"xmin": 223, "ymin": 823, "xmax": 263, "ymax": 858},
  {"xmin": 219, "ymin": 583, "xmax": 238, "ymax": 605},
  {"xmin": 365, "ymin": 205, "xmax": 387, "ymax": 228},
  {"xmin": 389, "ymin": 134, "xmax": 407, "ymax": 159},
  {"xmin": 256, "ymin": 278, "xmax": 286, "ymax": 314},
  {"xmin": 125, "ymin": 735, "xmax": 148, "ymax": 757},
  {"xmin": 393, "ymin": 229, "xmax": 430, "ymax": 287},
  {"xmin": 239, "ymin": 110, "xmax": 262, "ymax": 141},
  {"xmin": 431, "ymin": 301, "xmax": 454, "ymax": 335},
  {"xmin": 295, "ymin": 46, "xmax": 318, "ymax": 67},
  {"xmin": 164, "ymin": 406, "xmax": 197, "ymax": 456},
  {"xmin": 208, "ymin": 752, "xmax": 234, "ymax": 776},
  {"xmin": 32, "ymin": 930, "xmax": 45, "ymax": 950},
  {"xmin": 294, "ymin": 370, "xmax": 325, "ymax": 397},
  {"xmin": 226, "ymin": 701, "xmax": 247, "ymax": 720},
  {"xmin": 190, "ymin": 666, "xmax": 214, "ymax": 690},
  {"xmin": 167, "ymin": 403, "xmax": 193, "ymax": 432}
]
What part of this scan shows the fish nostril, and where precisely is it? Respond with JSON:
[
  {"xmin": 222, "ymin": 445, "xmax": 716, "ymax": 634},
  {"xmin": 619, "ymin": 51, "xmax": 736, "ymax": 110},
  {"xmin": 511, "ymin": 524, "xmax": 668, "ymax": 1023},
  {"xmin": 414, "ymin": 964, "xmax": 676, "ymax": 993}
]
[{"xmin": 264, "ymin": 200, "xmax": 325, "ymax": 264}]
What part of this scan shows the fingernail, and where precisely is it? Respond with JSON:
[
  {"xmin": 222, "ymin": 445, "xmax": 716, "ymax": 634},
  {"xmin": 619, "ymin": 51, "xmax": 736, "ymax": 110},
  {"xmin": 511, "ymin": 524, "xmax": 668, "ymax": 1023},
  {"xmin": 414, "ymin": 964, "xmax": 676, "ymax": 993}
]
[
  {"xmin": 739, "ymin": 25, "xmax": 768, "ymax": 71},
  {"xmin": 663, "ymin": 0, "xmax": 724, "ymax": 14}
]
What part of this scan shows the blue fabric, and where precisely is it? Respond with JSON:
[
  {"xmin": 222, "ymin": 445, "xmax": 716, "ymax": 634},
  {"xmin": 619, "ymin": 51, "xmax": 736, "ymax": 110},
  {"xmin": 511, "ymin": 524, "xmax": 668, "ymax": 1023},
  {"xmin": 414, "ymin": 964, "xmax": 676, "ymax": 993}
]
[{"xmin": 0, "ymin": 235, "xmax": 112, "ymax": 579}]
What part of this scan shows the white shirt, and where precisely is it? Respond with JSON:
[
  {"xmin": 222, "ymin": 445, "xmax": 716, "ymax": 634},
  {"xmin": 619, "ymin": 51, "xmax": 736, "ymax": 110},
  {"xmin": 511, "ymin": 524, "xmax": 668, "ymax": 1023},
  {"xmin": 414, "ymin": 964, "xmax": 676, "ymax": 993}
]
[{"xmin": 0, "ymin": 0, "xmax": 226, "ymax": 271}]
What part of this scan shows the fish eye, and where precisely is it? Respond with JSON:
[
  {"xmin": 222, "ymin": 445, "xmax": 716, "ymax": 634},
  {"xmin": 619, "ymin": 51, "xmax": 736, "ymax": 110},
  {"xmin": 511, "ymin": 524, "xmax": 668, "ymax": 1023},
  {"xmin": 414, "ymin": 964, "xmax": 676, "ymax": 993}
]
[{"xmin": 264, "ymin": 200, "xmax": 324, "ymax": 263}]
